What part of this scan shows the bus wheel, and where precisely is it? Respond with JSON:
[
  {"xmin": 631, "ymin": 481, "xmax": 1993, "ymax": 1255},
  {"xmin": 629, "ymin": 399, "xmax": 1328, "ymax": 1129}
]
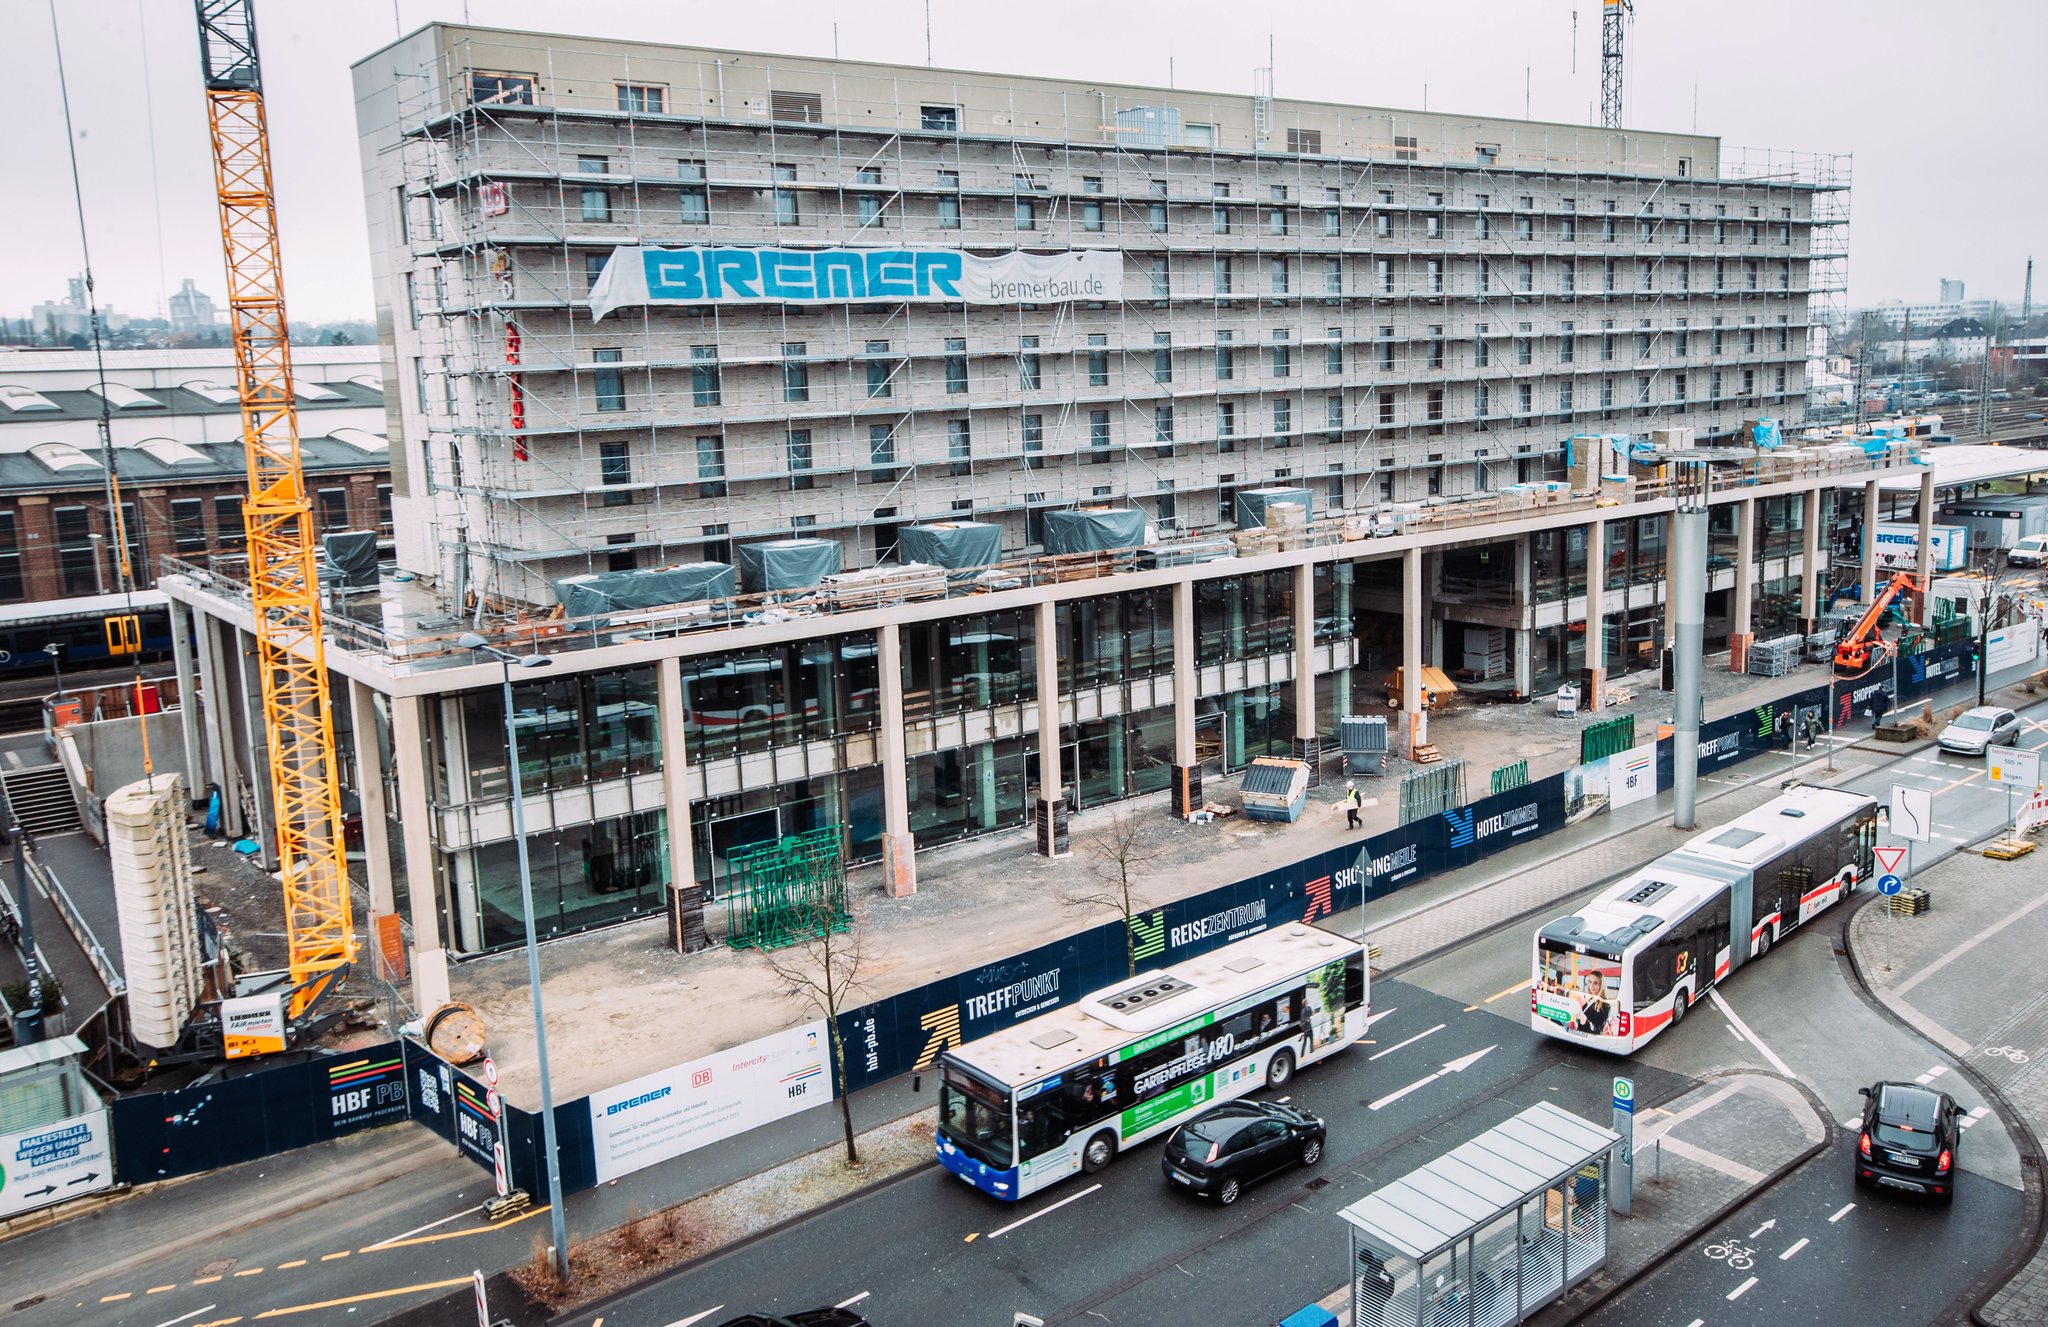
[
  {"xmin": 1755, "ymin": 931, "xmax": 1771, "ymax": 960},
  {"xmin": 1266, "ymin": 1049, "xmax": 1296, "ymax": 1089},
  {"xmin": 1082, "ymin": 1131, "xmax": 1118, "ymax": 1173}
]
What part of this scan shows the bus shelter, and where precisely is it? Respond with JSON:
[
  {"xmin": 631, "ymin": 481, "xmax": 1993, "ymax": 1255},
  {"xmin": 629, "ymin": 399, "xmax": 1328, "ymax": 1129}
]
[{"xmin": 1339, "ymin": 1101, "xmax": 1620, "ymax": 1327}]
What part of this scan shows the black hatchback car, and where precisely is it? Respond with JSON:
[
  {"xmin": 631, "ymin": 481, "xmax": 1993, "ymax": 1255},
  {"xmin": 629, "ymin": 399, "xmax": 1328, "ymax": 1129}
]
[
  {"xmin": 1161, "ymin": 1099, "xmax": 1326, "ymax": 1205},
  {"xmin": 1855, "ymin": 1081, "xmax": 1963, "ymax": 1204}
]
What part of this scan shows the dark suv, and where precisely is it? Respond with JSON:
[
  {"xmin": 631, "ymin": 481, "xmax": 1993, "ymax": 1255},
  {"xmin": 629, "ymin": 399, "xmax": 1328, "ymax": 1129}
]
[
  {"xmin": 1855, "ymin": 1081, "xmax": 1962, "ymax": 1204},
  {"xmin": 1161, "ymin": 1099, "xmax": 1326, "ymax": 1205}
]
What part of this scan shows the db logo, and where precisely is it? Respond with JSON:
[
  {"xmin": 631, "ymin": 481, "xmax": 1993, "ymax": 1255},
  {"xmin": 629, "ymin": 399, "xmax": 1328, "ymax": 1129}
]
[{"xmin": 691, "ymin": 1069, "xmax": 713, "ymax": 1089}]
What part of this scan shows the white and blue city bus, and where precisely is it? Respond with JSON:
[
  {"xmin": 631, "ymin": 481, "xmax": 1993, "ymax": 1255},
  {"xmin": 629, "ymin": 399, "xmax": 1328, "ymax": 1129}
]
[{"xmin": 936, "ymin": 923, "xmax": 1369, "ymax": 1200}]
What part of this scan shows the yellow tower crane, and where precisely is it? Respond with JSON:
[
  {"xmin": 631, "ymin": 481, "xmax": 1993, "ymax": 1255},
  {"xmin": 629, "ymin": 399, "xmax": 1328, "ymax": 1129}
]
[{"xmin": 194, "ymin": 0, "xmax": 354, "ymax": 1024}]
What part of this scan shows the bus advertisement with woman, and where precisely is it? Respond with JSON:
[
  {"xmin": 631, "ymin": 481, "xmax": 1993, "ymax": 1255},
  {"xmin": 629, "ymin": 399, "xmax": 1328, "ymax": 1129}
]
[{"xmin": 937, "ymin": 924, "xmax": 1368, "ymax": 1200}]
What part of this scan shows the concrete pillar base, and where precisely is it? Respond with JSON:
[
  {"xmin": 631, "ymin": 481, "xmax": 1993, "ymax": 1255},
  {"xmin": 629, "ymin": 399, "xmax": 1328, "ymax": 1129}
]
[
  {"xmin": 666, "ymin": 884, "xmax": 711, "ymax": 954},
  {"xmin": 1404, "ymin": 710, "xmax": 1430, "ymax": 758},
  {"xmin": 1730, "ymin": 633, "xmax": 1753, "ymax": 674},
  {"xmin": 1170, "ymin": 764, "xmax": 1204, "ymax": 817},
  {"xmin": 1035, "ymin": 798, "xmax": 1070, "ymax": 857},
  {"xmin": 881, "ymin": 830, "xmax": 917, "ymax": 898},
  {"xmin": 1291, "ymin": 736, "xmax": 1322, "ymax": 788},
  {"xmin": 411, "ymin": 947, "xmax": 451, "ymax": 1012},
  {"xmin": 1580, "ymin": 666, "xmax": 1606, "ymax": 712}
]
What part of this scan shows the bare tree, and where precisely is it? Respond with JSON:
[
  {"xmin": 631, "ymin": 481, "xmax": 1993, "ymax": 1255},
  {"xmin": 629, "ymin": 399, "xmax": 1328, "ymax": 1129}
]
[
  {"xmin": 1058, "ymin": 807, "xmax": 1166, "ymax": 978},
  {"xmin": 758, "ymin": 888, "xmax": 870, "ymax": 1167}
]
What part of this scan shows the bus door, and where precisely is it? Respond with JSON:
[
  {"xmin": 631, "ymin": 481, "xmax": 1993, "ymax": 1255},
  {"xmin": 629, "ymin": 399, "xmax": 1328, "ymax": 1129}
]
[{"xmin": 1727, "ymin": 871, "xmax": 1755, "ymax": 972}]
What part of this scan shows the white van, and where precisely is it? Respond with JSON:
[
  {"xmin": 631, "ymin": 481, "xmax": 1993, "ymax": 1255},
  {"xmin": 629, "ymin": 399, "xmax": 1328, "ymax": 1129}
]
[{"xmin": 2009, "ymin": 534, "xmax": 2048, "ymax": 568}]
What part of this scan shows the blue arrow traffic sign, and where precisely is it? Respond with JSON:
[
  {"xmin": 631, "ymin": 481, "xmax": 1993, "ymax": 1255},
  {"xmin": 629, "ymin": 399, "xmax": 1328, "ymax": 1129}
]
[{"xmin": 1878, "ymin": 873, "xmax": 1904, "ymax": 896}]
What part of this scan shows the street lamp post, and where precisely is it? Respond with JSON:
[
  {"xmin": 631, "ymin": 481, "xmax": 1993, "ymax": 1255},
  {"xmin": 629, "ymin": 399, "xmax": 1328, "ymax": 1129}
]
[
  {"xmin": 458, "ymin": 632, "xmax": 569, "ymax": 1282},
  {"xmin": 43, "ymin": 643, "xmax": 63, "ymax": 700}
]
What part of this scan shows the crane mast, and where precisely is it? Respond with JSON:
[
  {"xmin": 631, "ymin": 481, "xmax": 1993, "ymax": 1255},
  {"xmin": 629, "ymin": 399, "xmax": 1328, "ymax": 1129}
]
[
  {"xmin": 1601, "ymin": 0, "xmax": 1631, "ymax": 129},
  {"xmin": 193, "ymin": 0, "xmax": 354, "ymax": 1018}
]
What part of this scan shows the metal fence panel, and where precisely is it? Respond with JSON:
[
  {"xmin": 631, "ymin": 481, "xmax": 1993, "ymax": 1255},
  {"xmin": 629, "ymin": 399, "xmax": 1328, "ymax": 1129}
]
[{"xmin": 1400, "ymin": 760, "xmax": 1468, "ymax": 825}]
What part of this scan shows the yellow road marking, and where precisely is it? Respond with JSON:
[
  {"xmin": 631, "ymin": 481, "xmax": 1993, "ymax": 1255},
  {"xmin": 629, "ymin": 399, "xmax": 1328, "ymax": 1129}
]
[
  {"xmin": 196, "ymin": 1319, "xmax": 244, "ymax": 1327},
  {"xmin": 319, "ymin": 1251, "xmax": 350, "ymax": 1262},
  {"xmin": 100, "ymin": 1293, "xmax": 132, "ymax": 1303},
  {"xmin": 963, "ymin": 1231, "xmax": 979, "ymax": 1242},
  {"xmin": 276, "ymin": 1260, "xmax": 306, "ymax": 1270},
  {"xmin": 148, "ymin": 1285, "xmax": 179, "ymax": 1294},
  {"xmin": 1484, "ymin": 981, "xmax": 1529, "ymax": 1004},
  {"xmin": 193, "ymin": 1276, "xmax": 223, "ymax": 1285},
  {"xmin": 251, "ymin": 1277, "xmax": 473, "ymax": 1319},
  {"xmin": 1940, "ymin": 769, "xmax": 1987, "ymax": 794},
  {"xmin": 233, "ymin": 1268, "xmax": 265, "ymax": 1277},
  {"xmin": 357, "ymin": 1204, "xmax": 547, "ymax": 1254}
]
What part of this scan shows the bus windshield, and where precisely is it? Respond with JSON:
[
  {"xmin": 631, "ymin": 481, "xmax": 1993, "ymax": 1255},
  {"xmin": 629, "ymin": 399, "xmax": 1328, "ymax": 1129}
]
[
  {"xmin": 939, "ymin": 1064, "xmax": 1015, "ymax": 1169},
  {"xmin": 1534, "ymin": 939, "xmax": 1625, "ymax": 1036}
]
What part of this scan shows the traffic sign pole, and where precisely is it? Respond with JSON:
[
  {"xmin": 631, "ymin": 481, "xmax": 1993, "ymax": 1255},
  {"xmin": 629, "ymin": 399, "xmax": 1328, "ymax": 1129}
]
[{"xmin": 1611, "ymin": 1076, "xmax": 1635, "ymax": 1217}]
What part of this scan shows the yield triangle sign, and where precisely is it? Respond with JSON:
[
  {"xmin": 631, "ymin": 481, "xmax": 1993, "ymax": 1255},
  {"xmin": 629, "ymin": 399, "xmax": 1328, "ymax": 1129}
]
[{"xmin": 1875, "ymin": 846, "xmax": 1907, "ymax": 875}]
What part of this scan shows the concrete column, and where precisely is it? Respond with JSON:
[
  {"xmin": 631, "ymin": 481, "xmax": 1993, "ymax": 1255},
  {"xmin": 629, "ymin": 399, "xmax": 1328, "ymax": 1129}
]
[
  {"xmin": 656, "ymin": 657, "xmax": 708, "ymax": 951},
  {"xmin": 1670, "ymin": 497, "xmax": 1709, "ymax": 829},
  {"xmin": 232, "ymin": 630, "xmax": 278, "ymax": 871},
  {"xmin": 1290, "ymin": 562, "xmax": 1320, "ymax": 786},
  {"xmin": 348, "ymin": 679, "xmax": 401, "ymax": 982},
  {"xmin": 389, "ymin": 693, "xmax": 450, "ymax": 1010},
  {"xmin": 875, "ymin": 622, "xmax": 916, "ymax": 896},
  {"xmin": 1033, "ymin": 599, "xmax": 1067, "ymax": 856},
  {"xmin": 192, "ymin": 614, "xmax": 239, "ymax": 837},
  {"xmin": 1582, "ymin": 519, "xmax": 1607, "ymax": 709},
  {"xmin": 1332, "ymin": 561, "xmax": 1355, "ymax": 717},
  {"xmin": 1860, "ymin": 480, "xmax": 1881, "ymax": 605},
  {"xmin": 166, "ymin": 600, "xmax": 205, "ymax": 806},
  {"xmin": 1915, "ymin": 469, "xmax": 1936, "ymax": 624},
  {"xmin": 1731, "ymin": 496, "xmax": 1756, "ymax": 672},
  {"xmin": 1170, "ymin": 578, "xmax": 1201, "ymax": 816},
  {"xmin": 1514, "ymin": 535, "xmax": 1534, "ymax": 700},
  {"xmin": 1401, "ymin": 545, "xmax": 1427, "ymax": 755},
  {"xmin": 1799, "ymin": 485, "xmax": 1824, "ymax": 634}
]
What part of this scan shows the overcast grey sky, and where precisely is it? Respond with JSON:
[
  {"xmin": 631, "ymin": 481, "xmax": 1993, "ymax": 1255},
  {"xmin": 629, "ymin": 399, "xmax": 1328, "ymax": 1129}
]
[{"xmin": 2, "ymin": 0, "xmax": 2039, "ymax": 322}]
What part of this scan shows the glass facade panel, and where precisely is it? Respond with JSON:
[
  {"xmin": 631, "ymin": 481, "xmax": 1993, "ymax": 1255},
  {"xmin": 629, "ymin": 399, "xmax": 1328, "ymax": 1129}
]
[
  {"xmin": 462, "ymin": 809, "xmax": 669, "ymax": 949},
  {"xmin": 676, "ymin": 636, "xmax": 880, "ymax": 761},
  {"xmin": 1195, "ymin": 572, "xmax": 1296, "ymax": 664}
]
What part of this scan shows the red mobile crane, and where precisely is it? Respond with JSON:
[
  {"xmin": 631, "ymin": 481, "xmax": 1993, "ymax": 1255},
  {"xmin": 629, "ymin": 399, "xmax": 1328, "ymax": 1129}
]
[{"xmin": 1833, "ymin": 572, "xmax": 1924, "ymax": 674}]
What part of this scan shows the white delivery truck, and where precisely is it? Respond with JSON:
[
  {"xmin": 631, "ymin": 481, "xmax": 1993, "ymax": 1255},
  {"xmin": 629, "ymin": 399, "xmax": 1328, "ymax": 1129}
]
[{"xmin": 1870, "ymin": 523, "xmax": 1968, "ymax": 572}]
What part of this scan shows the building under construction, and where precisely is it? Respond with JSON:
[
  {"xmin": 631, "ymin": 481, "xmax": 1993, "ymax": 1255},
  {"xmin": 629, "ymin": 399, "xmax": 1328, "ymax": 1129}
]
[{"xmin": 159, "ymin": 23, "xmax": 1899, "ymax": 1008}]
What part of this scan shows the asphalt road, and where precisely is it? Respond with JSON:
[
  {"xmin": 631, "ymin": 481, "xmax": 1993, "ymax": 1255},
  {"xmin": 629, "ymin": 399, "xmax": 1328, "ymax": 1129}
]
[
  {"xmin": 575, "ymin": 981, "xmax": 1689, "ymax": 1327},
  {"xmin": 1580, "ymin": 1132, "xmax": 2022, "ymax": 1327}
]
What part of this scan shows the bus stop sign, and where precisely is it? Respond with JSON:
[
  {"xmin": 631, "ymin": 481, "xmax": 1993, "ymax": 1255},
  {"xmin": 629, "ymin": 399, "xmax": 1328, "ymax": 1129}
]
[
  {"xmin": 1611, "ymin": 1077, "xmax": 1635, "ymax": 1114},
  {"xmin": 1878, "ymin": 874, "xmax": 1904, "ymax": 896}
]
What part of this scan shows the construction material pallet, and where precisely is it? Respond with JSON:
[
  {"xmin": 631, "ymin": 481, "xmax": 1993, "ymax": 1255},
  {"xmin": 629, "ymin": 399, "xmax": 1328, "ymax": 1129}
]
[
  {"xmin": 1984, "ymin": 839, "xmax": 2037, "ymax": 861},
  {"xmin": 1409, "ymin": 743, "xmax": 1443, "ymax": 765},
  {"xmin": 1884, "ymin": 888, "xmax": 1932, "ymax": 917}
]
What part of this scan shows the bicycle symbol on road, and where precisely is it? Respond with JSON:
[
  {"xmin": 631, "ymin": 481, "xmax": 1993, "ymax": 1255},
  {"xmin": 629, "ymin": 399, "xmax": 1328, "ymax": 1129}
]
[
  {"xmin": 1704, "ymin": 1241, "xmax": 1756, "ymax": 1271},
  {"xmin": 1983, "ymin": 1046, "xmax": 2032, "ymax": 1065}
]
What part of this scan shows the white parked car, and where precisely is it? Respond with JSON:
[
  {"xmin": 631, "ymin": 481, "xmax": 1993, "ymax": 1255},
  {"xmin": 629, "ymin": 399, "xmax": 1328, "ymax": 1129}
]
[
  {"xmin": 1936, "ymin": 706, "xmax": 2022, "ymax": 755},
  {"xmin": 2006, "ymin": 535, "xmax": 2048, "ymax": 568}
]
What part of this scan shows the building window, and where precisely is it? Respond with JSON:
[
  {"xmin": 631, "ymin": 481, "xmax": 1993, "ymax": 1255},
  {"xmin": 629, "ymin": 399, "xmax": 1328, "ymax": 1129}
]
[
  {"xmin": 470, "ymin": 71, "xmax": 535, "ymax": 106},
  {"xmin": 1325, "ymin": 258, "xmax": 1342, "ymax": 295},
  {"xmin": 937, "ymin": 193, "xmax": 961, "ymax": 228},
  {"xmin": 1213, "ymin": 202, "xmax": 1232, "ymax": 235},
  {"xmin": 617, "ymin": 84, "xmax": 664, "ymax": 113},
  {"xmin": 679, "ymin": 160, "xmax": 709, "ymax": 223},
  {"xmin": 169, "ymin": 498, "xmax": 207, "ymax": 555},
  {"xmin": 1711, "ymin": 370, "xmax": 1724, "ymax": 400},
  {"xmin": 1014, "ymin": 197, "xmax": 1037, "ymax": 230},
  {"xmin": 691, "ymin": 346, "xmax": 720, "ymax": 406},
  {"xmin": 1267, "ymin": 206, "xmax": 1289, "ymax": 237},
  {"xmin": 1376, "ymin": 213, "xmax": 1393, "ymax": 238},
  {"xmin": 1601, "ymin": 378, "xmax": 1615, "ymax": 409},
  {"xmin": 1287, "ymin": 127, "xmax": 1322, "ymax": 153},
  {"xmin": 1376, "ymin": 258, "xmax": 1394, "ymax": 293},
  {"xmin": 1082, "ymin": 195, "xmax": 1105, "ymax": 232},
  {"xmin": 857, "ymin": 192, "xmax": 885, "ymax": 228},
  {"xmin": 1326, "ymin": 328, "xmax": 1343, "ymax": 375},
  {"xmin": 1675, "ymin": 373, "xmax": 1688, "ymax": 403},
  {"xmin": 214, "ymin": 495, "xmax": 244, "ymax": 549},
  {"xmin": 1394, "ymin": 135, "xmax": 1417, "ymax": 160},
  {"xmin": 1153, "ymin": 333, "xmax": 1172, "ymax": 383},
  {"xmin": 1561, "ymin": 266, "xmax": 1576, "ymax": 295},
  {"xmin": 594, "ymin": 348, "xmax": 626, "ymax": 411},
  {"xmin": 773, "ymin": 164, "xmax": 800, "ymax": 225},
  {"xmin": 1427, "ymin": 328, "xmax": 1444, "ymax": 370},
  {"xmin": 1519, "ymin": 259, "xmax": 1534, "ymax": 293},
  {"xmin": 1559, "ymin": 381, "xmax": 1574, "ymax": 413},
  {"xmin": 1327, "ymin": 395, "xmax": 1344, "ymax": 429},
  {"xmin": 695, "ymin": 435, "xmax": 728, "ymax": 497},
  {"xmin": 1560, "ymin": 323, "xmax": 1576, "ymax": 363},
  {"xmin": 921, "ymin": 104, "xmax": 958, "ymax": 132},
  {"xmin": 600, "ymin": 440, "xmax": 632, "ymax": 504},
  {"xmin": 1149, "ymin": 257, "xmax": 1170, "ymax": 298},
  {"xmin": 1019, "ymin": 336, "xmax": 1042, "ymax": 391},
  {"xmin": 1155, "ymin": 404, "xmax": 1176, "ymax": 443},
  {"xmin": 1426, "ymin": 259, "xmax": 1443, "ymax": 293},
  {"xmin": 1022, "ymin": 414, "xmax": 1044, "ymax": 469},
  {"xmin": 1378, "ymin": 391, "xmax": 1396, "ymax": 425},
  {"xmin": 317, "ymin": 488, "xmax": 350, "ymax": 532},
  {"xmin": 1148, "ymin": 200, "xmax": 1169, "ymax": 233},
  {"xmin": 866, "ymin": 340, "xmax": 895, "ymax": 398},
  {"xmin": 1426, "ymin": 388, "xmax": 1444, "ymax": 422},
  {"xmin": 783, "ymin": 343, "xmax": 809, "ymax": 402},
  {"xmin": 1089, "ymin": 409, "xmax": 1112, "ymax": 457},
  {"xmin": 581, "ymin": 251, "xmax": 607, "ymax": 296},
  {"xmin": 787, "ymin": 430, "xmax": 815, "ymax": 490},
  {"xmin": 1324, "ymin": 207, "xmax": 1341, "ymax": 236},
  {"xmin": 1087, "ymin": 334, "xmax": 1109, "ymax": 387},
  {"xmin": 1474, "ymin": 328, "xmax": 1490, "ymax": 368},
  {"xmin": 1427, "ymin": 466, "xmax": 1443, "ymax": 496},
  {"xmin": 1217, "ymin": 400, "xmax": 1237, "ymax": 442},
  {"xmin": 1476, "ymin": 384, "xmax": 1490, "ymax": 417},
  {"xmin": 945, "ymin": 337, "xmax": 969, "ymax": 393},
  {"xmin": 1638, "ymin": 376, "xmax": 1652, "ymax": 406},
  {"xmin": 1273, "ymin": 398, "xmax": 1292, "ymax": 438},
  {"xmin": 54, "ymin": 506, "xmax": 96, "ymax": 595},
  {"xmin": 577, "ymin": 156, "xmax": 610, "ymax": 222},
  {"xmin": 1516, "ymin": 335, "xmax": 1533, "ymax": 366},
  {"xmin": 1215, "ymin": 331, "xmax": 1235, "ymax": 380},
  {"xmin": 1270, "ymin": 330, "xmax": 1292, "ymax": 378},
  {"xmin": 947, "ymin": 419, "xmax": 971, "ymax": 474},
  {"xmin": 866, "ymin": 423, "xmax": 897, "ymax": 481},
  {"xmin": 376, "ymin": 485, "xmax": 393, "ymax": 532},
  {"xmin": 1214, "ymin": 256, "xmax": 1234, "ymax": 295},
  {"xmin": 1561, "ymin": 216, "xmax": 1576, "ymax": 241}
]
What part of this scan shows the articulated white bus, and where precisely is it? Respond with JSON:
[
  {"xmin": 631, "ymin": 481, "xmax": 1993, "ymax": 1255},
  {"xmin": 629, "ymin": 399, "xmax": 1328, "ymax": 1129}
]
[
  {"xmin": 937, "ymin": 923, "xmax": 1369, "ymax": 1200},
  {"xmin": 1532, "ymin": 783, "xmax": 1878, "ymax": 1054}
]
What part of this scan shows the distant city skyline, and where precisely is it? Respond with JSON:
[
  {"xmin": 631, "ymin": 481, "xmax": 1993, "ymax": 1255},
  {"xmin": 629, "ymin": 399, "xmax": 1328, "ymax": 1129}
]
[{"xmin": 2, "ymin": 0, "xmax": 2040, "ymax": 322}]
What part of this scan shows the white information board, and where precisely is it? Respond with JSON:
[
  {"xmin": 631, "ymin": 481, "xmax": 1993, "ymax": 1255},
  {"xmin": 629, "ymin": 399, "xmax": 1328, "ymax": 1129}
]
[
  {"xmin": 1989, "ymin": 745, "xmax": 2041, "ymax": 792},
  {"xmin": 0, "ymin": 1109, "xmax": 113, "ymax": 1218}
]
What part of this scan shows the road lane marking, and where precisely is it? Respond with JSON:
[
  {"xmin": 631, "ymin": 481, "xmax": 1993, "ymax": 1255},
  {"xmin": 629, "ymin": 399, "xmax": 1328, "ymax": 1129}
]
[
  {"xmin": 362, "ymin": 1204, "xmax": 483, "ymax": 1251},
  {"xmin": 835, "ymin": 1292, "xmax": 872, "ymax": 1309},
  {"xmin": 148, "ymin": 1285, "xmax": 180, "ymax": 1294},
  {"xmin": 1840, "ymin": 1116, "xmax": 1862, "ymax": 1130},
  {"xmin": 1369, "ymin": 1047, "xmax": 1495, "ymax": 1110},
  {"xmin": 1780, "ymin": 1237, "xmax": 1810, "ymax": 1260},
  {"xmin": 1683, "ymin": 1320, "xmax": 1704, "ymax": 1327},
  {"xmin": 101, "ymin": 1293, "xmax": 133, "ymax": 1303},
  {"xmin": 249, "ymin": 1277, "xmax": 473, "ymax": 1319},
  {"xmin": 1914, "ymin": 1066, "xmax": 1949, "ymax": 1084},
  {"xmin": 1830, "ymin": 1202, "xmax": 1856, "ymax": 1222},
  {"xmin": 150, "ymin": 1308, "xmax": 215, "ymax": 1327},
  {"xmin": 1483, "ymin": 981, "xmax": 1528, "ymax": 1004},
  {"xmin": 1368, "ymin": 1023, "xmax": 1445, "ymax": 1061},
  {"xmin": 232, "ymin": 1269, "xmax": 264, "ymax": 1278},
  {"xmin": 665, "ymin": 1310, "xmax": 725, "ymax": 1327},
  {"xmin": 1893, "ymin": 887, "xmax": 2048, "ymax": 997},
  {"xmin": 1366, "ymin": 1007, "xmax": 1400, "ymax": 1028},
  {"xmin": 986, "ymin": 1183, "xmax": 1102, "ymax": 1239},
  {"xmin": 1708, "ymin": 989, "xmax": 1794, "ymax": 1076},
  {"xmin": 1728, "ymin": 1276, "xmax": 1759, "ymax": 1301},
  {"xmin": 275, "ymin": 1260, "xmax": 306, "ymax": 1270},
  {"xmin": 1962, "ymin": 1106, "xmax": 1990, "ymax": 1130},
  {"xmin": 193, "ymin": 1277, "xmax": 223, "ymax": 1285},
  {"xmin": 358, "ymin": 1204, "xmax": 548, "ymax": 1253},
  {"xmin": 318, "ymin": 1252, "xmax": 349, "ymax": 1262},
  {"xmin": 1657, "ymin": 1134, "xmax": 1767, "ymax": 1184}
]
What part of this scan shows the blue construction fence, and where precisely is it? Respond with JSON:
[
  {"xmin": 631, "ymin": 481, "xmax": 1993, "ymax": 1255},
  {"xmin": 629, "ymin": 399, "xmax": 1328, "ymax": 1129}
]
[{"xmin": 102, "ymin": 659, "xmax": 1982, "ymax": 1197}]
